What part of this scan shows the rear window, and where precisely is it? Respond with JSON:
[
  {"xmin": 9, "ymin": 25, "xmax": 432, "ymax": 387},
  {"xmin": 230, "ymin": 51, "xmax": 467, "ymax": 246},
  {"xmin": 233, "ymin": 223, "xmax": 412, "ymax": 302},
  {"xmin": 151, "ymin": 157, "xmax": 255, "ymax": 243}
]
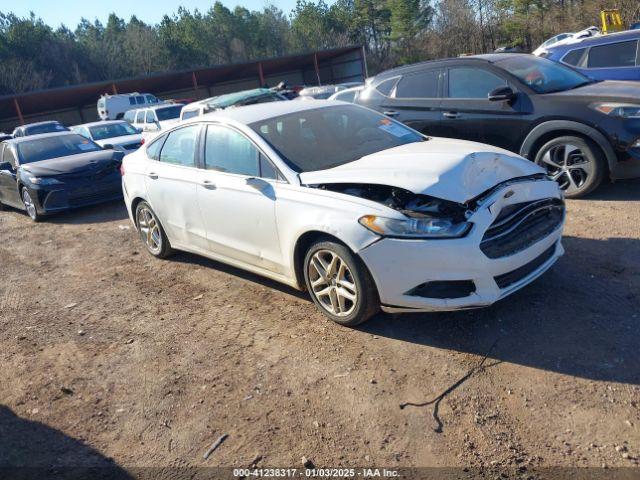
[
  {"xmin": 587, "ymin": 40, "xmax": 638, "ymax": 68},
  {"xmin": 17, "ymin": 134, "xmax": 102, "ymax": 164},
  {"xmin": 396, "ymin": 70, "xmax": 439, "ymax": 98},
  {"xmin": 156, "ymin": 105, "xmax": 183, "ymax": 121},
  {"xmin": 562, "ymin": 48, "xmax": 586, "ymax": 66},
  {"xmin": 25, "ymin": 123, "xmax": 68, "ymax": 136}
]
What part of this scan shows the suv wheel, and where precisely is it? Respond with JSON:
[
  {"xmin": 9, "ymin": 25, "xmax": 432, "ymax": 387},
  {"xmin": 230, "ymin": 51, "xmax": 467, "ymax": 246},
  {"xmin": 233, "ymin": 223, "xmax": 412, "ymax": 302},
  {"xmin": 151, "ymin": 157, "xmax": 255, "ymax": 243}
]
[
  {"xmin": 303, "ymin": 240, "xmax": 379, "ymax": 326},
  {"xmin": 534, "ymin": 136, "xmax": 604, "ymax": 198}
]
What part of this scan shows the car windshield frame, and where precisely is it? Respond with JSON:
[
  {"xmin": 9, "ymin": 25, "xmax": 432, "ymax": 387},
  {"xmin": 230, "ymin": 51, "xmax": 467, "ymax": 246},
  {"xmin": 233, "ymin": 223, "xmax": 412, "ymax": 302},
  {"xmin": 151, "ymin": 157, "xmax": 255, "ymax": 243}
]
[
  {"xmin": 155, "ymin": 105, "xmax": 183, "ymax": 121},
  {"xmin": 89, "ymin": 122, "xmax": 138, "ymax": 140},
  {"xmin": 17, "ymin": 134, "xmax": 103, "ymax": 164},
  {"xmin": 248, "ymin": 105, "xmax": 425, "ymax": 173},
  {"xmin": 495, "ymin": 55, "xmax": 592, "ymax": 94}
]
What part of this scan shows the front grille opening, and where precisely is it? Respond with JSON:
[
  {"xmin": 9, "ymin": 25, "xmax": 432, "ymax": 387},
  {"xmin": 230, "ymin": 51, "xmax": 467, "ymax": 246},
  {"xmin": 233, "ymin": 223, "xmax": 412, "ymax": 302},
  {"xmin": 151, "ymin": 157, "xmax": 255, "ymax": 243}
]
[
  {"xmin": 406, "ymin": 280, "xmax": 476, "ymax": 299},
  {"xmin": 494, "ymin": 244, "xmax": 556, "ymax": 290},
  {"xmin": 481, "ymin": 198, "xmax": 564, "ymax": 259}
]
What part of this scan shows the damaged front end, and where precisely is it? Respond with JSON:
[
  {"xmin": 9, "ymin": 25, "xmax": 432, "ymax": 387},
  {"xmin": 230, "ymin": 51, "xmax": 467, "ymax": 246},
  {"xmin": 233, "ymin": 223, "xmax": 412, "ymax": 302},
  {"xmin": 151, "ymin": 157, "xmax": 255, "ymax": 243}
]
[{"xmin": 315, "ymin": 183, "xmax": 472, "ymax": 239}]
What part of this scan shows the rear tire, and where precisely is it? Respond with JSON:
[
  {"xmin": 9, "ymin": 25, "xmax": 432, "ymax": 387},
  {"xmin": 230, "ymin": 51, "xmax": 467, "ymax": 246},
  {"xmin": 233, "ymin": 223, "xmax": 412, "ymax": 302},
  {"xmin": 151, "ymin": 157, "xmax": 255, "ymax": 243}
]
[
  {"xmin": 135, "ymin": 201, "xmax": 173, "ymax": 258},
  {"xmin": 303, "ymin": 240, "xmax": 379, "ymax": 326},
  {"xmin": 534, "ymin": 135, "xmax": 605, "ymax": 198}
]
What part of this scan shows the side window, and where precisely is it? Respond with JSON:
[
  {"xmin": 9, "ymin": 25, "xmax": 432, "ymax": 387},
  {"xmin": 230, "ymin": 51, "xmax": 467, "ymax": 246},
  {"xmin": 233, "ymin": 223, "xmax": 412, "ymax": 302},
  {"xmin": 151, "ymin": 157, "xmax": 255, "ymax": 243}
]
[
  {"xmin": 145, "ymin": 95, "xmax": 156, "ymax": 103},
  {"xmin": 124, "ymin": 111, "xmax": 135, "ymax": 123},
  {"xmin": 562, "ymin": 48, "xmax": 586, "ymax": 66},
  {"xmin": 204, "ymin": 125, "xmax": 259, "ymax": 177},
  {"xmin": 129, "ymin": 97, "xmax": 136, "ymax": 105},
  {"xmin": 587, "ymin": 40, "xmax": 638, "ymax": 68},
  {"xmin": 259, "ymin": 155, "xmax": 280, "ymax": 180},
  {"xmin": 181, "ymin": 109, "xmax": 200, "ymax": 120},
  {"xmin": 146, "ymin": 135, "xmax": 166, "ymax": 161},
  {"xmin": 395, "ymin": 70, "xmax": 440, "ymax": 98},
  {"xmin": 145, "ymin": 111, "xmax": 156, "ymax": 123},
  {"xmin": 135, "ymin": 96, "xmax": 145, "ymax": 105},
  {"xmin": 159, "ymin": 125, "xmax": 200, "ymax": 167},
  {"xmin": 375, "ymin": 77, "xmax": 400, "ymax": 96},
  {"xmin": 448, "ymin": 68, "xmax": 504, "ymax": 98},
  {"xmin": 135, "ymin": 111, "xmax": 145, "ymax": 124}
]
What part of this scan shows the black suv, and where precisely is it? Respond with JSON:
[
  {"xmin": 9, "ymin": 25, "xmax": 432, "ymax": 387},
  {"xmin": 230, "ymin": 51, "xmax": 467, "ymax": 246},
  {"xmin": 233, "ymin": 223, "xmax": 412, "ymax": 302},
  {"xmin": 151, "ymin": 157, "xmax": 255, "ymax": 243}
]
[{"xmin": 357, "ymin": 54, "xmax": 640, "ymax": 197}]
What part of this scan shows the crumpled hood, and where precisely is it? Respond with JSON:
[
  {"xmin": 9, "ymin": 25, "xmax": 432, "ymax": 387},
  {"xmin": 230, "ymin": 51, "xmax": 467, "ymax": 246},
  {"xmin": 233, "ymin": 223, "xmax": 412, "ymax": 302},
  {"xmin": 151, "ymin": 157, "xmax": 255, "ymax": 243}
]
[
  {"xmin": 546, "ymin": 80, "xmax": 640, "ymax": 102},
  {"xmin": 299, "ymin": 137, "xmax": 544, "ymax": 203},
  {"xmin": 20, "ymin": 150, "xmax": 120, "ymax": 177}
]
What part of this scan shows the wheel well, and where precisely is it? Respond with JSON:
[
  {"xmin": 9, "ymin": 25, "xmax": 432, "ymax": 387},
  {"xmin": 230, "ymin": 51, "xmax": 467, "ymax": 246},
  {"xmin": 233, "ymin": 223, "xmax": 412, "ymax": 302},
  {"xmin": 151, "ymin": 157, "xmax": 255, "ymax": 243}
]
[
  {"xmin": 528, "ymin": 129, "xmax": 609, "ymax": 173},
  {"xmin": 293, "ymin": 231, "xmax": 348, "ymax": 290},
  {"xmin": 130, "ymin": 197, "xmax": 146, "ymax": 225}
]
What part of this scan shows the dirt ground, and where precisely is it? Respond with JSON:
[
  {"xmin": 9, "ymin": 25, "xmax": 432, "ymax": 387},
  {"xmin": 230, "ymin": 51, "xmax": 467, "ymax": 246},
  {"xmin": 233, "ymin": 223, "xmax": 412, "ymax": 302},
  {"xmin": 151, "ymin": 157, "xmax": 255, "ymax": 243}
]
[{"xmin": 1, "ymin": 179, "xmax": 639, "ymax": 479}]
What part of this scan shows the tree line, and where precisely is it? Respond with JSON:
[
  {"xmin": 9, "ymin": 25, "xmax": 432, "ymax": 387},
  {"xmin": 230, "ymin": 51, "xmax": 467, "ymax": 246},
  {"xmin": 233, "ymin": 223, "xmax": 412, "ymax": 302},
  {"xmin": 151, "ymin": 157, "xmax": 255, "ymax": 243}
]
[{"xmin": 1, "ymin": 0, "xmax": 638, "ymax": 95}]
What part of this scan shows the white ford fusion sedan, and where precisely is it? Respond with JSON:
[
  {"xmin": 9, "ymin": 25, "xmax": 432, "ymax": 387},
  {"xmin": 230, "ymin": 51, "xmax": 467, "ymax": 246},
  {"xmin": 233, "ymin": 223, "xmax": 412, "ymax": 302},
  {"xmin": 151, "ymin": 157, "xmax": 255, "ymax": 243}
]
[{"xmin": 121, "ymin": 101, "xmax": 565, "ymax": 326}]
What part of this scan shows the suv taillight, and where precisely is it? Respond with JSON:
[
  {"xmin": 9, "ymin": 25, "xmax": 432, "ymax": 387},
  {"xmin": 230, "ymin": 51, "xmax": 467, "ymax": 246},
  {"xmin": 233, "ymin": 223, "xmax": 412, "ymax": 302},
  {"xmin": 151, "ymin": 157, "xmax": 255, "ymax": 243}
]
[{"xmin": 119, "ymin": 163, "xmax": 125, "ymax": 176}]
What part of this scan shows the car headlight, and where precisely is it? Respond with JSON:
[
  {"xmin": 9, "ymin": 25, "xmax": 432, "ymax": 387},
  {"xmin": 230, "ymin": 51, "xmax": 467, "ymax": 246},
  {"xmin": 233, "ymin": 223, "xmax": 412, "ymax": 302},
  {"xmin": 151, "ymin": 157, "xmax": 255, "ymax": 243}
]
[
  {"xmin": 359, "ymin": 214, "xmax": 471, "ymax": 239},
  {"xmin": 591, "ymin": 103, "xmax": 640, "ymax": 119},
  {"xmin": 26, "ymin": 176, "xmax": 62, "ymax": 185}
]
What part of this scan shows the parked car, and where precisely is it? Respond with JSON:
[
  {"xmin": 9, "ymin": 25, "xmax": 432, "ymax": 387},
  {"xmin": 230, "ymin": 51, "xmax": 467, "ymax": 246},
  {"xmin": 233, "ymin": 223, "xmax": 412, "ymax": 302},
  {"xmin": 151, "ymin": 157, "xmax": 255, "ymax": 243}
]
[
  {"xmin": 542, "ymin": 29, "xmax": 640, "ymax": 81},
  {"xmin": 98, "ymin": 93, "xmax": 160, "ymax": 120},
  {"xmin": 71, "ymin": 120, "xmax": 143, "ymax": 152},
  {"xmin": 12, "ymin": 121, "xmax": 69, "ymax": 138},
  {"xmin": 121, "ymin": 101, "xmax": 565, "ymax": 326},
  {"xmin": 356, "ymin": 54, "xmax": 640, "ymax": 197},
  {"xmin": 297, "ymin": 85, "xmax": 347, "ymax": 100},
  {"xmin": 123, "ymin": 104, "xmax": 185, "ymax": 133},
  {"xmin": 0, "ymin": 132, "xmax": 12, "ymax": 142},
  {"xmin": 0, "ymin": 132, "xmax": 123, "ymax": 221},
  {"xmin": 179, "ymin": 88, "xmax": 287, "ymax": 121},
  {"xmin": 532, "ymin": 32, "xmax": 574, "ymax": 56},
  {"xmin": 328, "ymin": 86, "xmax": 364, "ymax": 103}
]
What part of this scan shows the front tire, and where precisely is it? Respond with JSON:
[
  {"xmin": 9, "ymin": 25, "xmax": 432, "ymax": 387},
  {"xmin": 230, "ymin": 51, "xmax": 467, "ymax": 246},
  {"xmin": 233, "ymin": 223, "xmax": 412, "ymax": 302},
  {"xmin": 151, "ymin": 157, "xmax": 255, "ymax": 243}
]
[
  {"xmin": 534, "ymin": 136, "xmax": 604, "ymax": 198},
  {"xmin": 135, "ymin": 201, "xmax": 173, "ymax": 258},
  {"xmin": 303, "ymin": 240, "xmax": 379, "ymax": 326},
  {"xmin": 21, "ymin": 187, "xmax": 42, "ymax": 222}
]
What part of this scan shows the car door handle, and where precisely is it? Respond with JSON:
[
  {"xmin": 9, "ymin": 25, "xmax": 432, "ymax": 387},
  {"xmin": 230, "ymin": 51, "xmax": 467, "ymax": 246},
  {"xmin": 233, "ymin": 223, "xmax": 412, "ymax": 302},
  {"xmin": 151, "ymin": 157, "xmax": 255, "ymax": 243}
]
[
  {"xmin": 147, "ymin": 172, "xmax": 158, "ymax": 179},
  {"xmin": 201, "ymin": 179, "xmax": 217, "ymax": 190},
  {"xmin": 383, "ymin": 110, "xmax": 399, "ymax": 117},
  {"xmin": 443, "ymin": 111, "xmax": 461, "ymax": 119}
]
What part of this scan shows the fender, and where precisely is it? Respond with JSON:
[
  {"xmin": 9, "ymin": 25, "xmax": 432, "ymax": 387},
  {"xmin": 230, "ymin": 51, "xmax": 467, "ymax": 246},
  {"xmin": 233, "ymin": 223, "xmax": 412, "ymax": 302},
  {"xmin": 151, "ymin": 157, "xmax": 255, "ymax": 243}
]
[{"xmin": 519, "ymin": 120, "xmax": 617, "ymax": 173}]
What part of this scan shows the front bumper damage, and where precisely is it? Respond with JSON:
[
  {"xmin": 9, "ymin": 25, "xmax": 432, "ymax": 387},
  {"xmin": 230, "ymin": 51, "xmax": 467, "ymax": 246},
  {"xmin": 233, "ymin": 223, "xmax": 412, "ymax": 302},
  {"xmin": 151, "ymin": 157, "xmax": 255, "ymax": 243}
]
[{"xmin": 358, "ymin": 179, "xmax": 564, "ymax": 313}]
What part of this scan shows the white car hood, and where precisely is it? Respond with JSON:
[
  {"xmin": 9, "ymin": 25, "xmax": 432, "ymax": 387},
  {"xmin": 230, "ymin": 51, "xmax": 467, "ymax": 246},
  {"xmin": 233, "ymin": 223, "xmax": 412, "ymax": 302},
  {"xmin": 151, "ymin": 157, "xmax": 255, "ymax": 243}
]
[
  {"xmin": 95, "ymin": 134, "xmax": 143, "ymax": 147},
  {"xmin": 299, "ymin": 137, "xmax": 544, "ymax": 203}
]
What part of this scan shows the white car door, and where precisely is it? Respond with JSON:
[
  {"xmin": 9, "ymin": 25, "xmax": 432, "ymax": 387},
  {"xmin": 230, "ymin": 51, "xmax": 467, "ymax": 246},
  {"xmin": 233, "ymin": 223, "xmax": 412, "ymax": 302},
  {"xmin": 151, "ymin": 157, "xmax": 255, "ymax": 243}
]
[
  {"xmin": 144, "ymin": 124, "xmax": 208, "ymax": 251},
  {"xmin": 196, "ymin": 124, "xmax": 283, "ymax": 273}
]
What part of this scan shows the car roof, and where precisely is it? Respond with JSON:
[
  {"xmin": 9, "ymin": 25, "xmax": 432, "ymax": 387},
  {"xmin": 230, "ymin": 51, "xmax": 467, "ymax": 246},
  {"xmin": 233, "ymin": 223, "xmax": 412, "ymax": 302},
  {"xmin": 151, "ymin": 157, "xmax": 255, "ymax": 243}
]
[
  {"xmin": 72, "ymin": 120, "xmax": 127, "ymax": 128},
  {"xmin": 374, "ymin": 56, "xmax": 503, "ymax": 79},
  {"xmin": 190, "ymin": 100, "xmax": 351, "ymax": 126},
  {"xmin": 547, "ymin": 29, "xmax": 640, "ymax": 52},
  {"xmin": 145, "ymin": 103, "xmax": 184, "ymax": 111},
  {"xmin": 4, "ymin": 131, "xmax": 79, "ymax": 145}
]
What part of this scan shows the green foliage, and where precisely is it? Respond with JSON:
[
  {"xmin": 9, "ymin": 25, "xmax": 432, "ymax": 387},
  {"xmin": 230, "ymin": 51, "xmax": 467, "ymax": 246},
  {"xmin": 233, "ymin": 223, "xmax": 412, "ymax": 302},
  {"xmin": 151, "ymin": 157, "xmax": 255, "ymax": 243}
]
[{"xmin": 0, "ymin": 0, "xmax": 630, "ymax": 95}]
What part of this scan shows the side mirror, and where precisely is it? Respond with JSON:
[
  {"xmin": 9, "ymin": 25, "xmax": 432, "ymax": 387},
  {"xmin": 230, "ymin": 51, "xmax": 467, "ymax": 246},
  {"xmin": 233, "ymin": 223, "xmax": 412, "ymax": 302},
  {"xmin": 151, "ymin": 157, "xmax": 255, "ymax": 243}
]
[
  {"xmin": 0, "ymin": 161, "xmax": 13, "ymax": 171},
  {"xmin": 103, "ymin": 144, "xmax": 114, "ymax": 150},
  {"xmin": 135, "ymin": 127, "xmax": 143, "ymax": 134},
  {"xmin": 488, "ymin": 86, "xmax": 516, "ymax": 102}
]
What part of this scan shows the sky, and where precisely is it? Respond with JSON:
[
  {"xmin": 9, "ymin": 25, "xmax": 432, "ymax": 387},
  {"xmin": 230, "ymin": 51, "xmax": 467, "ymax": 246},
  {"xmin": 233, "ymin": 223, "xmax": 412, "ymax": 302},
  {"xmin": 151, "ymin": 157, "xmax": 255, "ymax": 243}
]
[{"xmin": 5, "ymin": 0, "xmax": 305, "ymax": 28}]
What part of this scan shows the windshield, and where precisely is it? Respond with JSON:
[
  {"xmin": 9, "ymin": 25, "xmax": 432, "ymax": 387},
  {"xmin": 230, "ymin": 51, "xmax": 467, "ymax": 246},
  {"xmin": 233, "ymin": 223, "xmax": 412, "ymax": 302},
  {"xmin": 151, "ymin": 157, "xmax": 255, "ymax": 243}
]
[
  {"xmin": 496, "ymin": 56, "xmax": 591, "ymax": 93},
  {"xmin": 25, "ymin": 123, "xmax": 68, "ymax": 136},
  {"xmin": 249, "ymin": 105, "xmax": 424, "ymax": 173},
  {"xmin": 89, "ymin": 122, "xmax": 138, "ymax": 140},
  {"xmin": 17, "ymin": 134, "xmax": 103, "ymax": 164},
  {"xmin": 155, "ymin": 105, "xmax": 183, "ymax": 121}
]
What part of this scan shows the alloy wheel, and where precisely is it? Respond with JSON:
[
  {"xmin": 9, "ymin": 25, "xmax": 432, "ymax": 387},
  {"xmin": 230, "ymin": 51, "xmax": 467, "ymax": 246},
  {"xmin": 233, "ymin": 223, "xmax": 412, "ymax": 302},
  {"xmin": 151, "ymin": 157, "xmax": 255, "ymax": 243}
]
[
  {"xmin": 137, "ymin": 206, "xmax": 162, "ymax": 254},
  {"xmin": 308, "ymin": 249, "xmax": 358, "ymax": 317},
  {"xmin": 22, "ymin": 189, "xmax": 37, "ymax": 220},
  {"xmin": 539, "ymin": 143, "xmax": 593, "ymax": 196}
]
